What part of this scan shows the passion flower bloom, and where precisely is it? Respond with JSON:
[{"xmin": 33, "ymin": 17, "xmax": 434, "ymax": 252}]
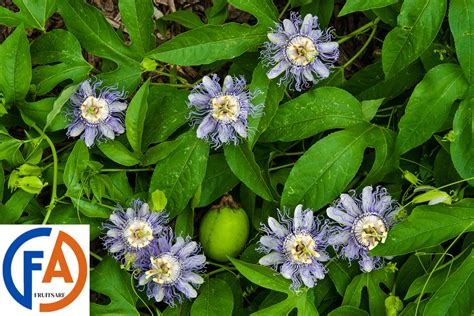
[
  {"xmin": 326, "ymin": 186, "xmax": 399, "ymax": 273},
  {"xmin": 135, "ymin": 230, "xmax": 207, "ymax": 306},
  {"xmin": 187, "ymin": 74, "xmax": 261, "ymax": 148},
  {"xmin": 257, "ymin": 205, "xmax": 330, "ymax": 290},
  {"xmin": 67, "ymin": 79, "xmax": 128, "ymax": 147},
  {"xmin": 261, "ymin": 12, "xmax": 339, "ymax": 91},
  {"xmin": 102, "ymin": 200, "xmax": 168, "ymax": 265}
]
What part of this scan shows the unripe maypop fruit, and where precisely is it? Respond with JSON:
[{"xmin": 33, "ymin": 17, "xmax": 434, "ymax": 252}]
[{"xmin": 199, "ymin": 195, "xmax": 250, "ymax": 262}]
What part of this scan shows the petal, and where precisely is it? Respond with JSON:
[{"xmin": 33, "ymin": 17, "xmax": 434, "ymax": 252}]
[
  {"xmin": 154, "ymin": 285, "xmax": 165, "ymax": 302},
  {"xmin": 313, "ymin": 60, "xmax": 330, "ymax": 78},
  {"xmin": 183, "ymin": 255, "xmax": 206, "ymax": 269},
  {"xmin": 280, "ymin": 262, "xmax": 295, "ymax": 279},
  {"xmin": 218, "ymin": 124, "xmax": 231, "ymax": 144},
  {"xmin": 109, "ymin": 101, "xmax": 127, "ymax": 112},
  {"xmin": 303, "ymin": 69, "xmax": 314, "ymax": 82},
  {"xmin": 300, "ymin": 268, "xmax": 315, "ymax": 288},
  {"xmin": 303, "ymin": 209, "xmax": 314, "ymax": 231},
  {"xmin": 109, "ymin": 241, "xmax": 124, "ymax": 253},
  {"xmin": 267, "ymin": 217, "xmax": 288, "ymax": 237},
  {"xmin": 109, "ymin": 213, "xmax": 124, "ymax": 226},
  {"xmin": 139, "ymin": 202, "xmax": 150, "ymax": 216},
  {"xmin": 308, "ymin": 29, "xmax": 322, "ymax": 40},
  {"xmin": 83, "ymin": 127, "xmax": 98, "ymax": 147},
  {"xmin": 340, "ymin": 194, "xmax": 361, "ymax": 217},
  {"xmin": 300, "ymin": 14, "xmax": 313, "ymax": 35},
  {"xmin": 139, "ymin": 274, "xmax": 149, "ymax": 286},
  {"xmin": 318, "ymin": 42, "xmax": 339, "ymax": 54},
  {"xmin": 361, "ymin": 186, "xmax": 375, "ymax": 212},
  {"xmin": 108, "ymin": 117, "xmax": 125, "ymax": 134},
  {"xmin": 375, "ymin": 195, "xmax": 392, "ymax": 214},
  {"xmin": 293, "ymin": 205, "xmax": 304, "ymax": 230},
  {"xmin": 106, "ymin": 229, "xmax": 120, "ymax": 238},
  {"xmin": 176, "ymin": 280, "xmax": 198, "ymax": 299},
  {"xmin": 233, "ymin": 121, "xmax": 247, "ymax": 138},
  {"xmin": 311, "ymin": 264, "xmax": 326, "ymax": 279},
  {"xmin": 177, "ymin": 241, "xmax": 198, "ymax": 258},
  {"xmin": 283, "ymin": 19, "xmax": 298, "ymax": 35},
  {"xmin": 196, "ymin": 115, "xmax": 217, "ymax": 139},
  {"xmin": 202, "ymin": 76, "xmax": 220, "ymax": 96},
  {"xmin": 99, "ymin": 123, "xmax": 115, "ymax": 140},
  {"xmin": 267, "ymin": 60, "xmax": 290, "ymax": 79},
  {"xmin": 328, "ymin": 230, "xmax": 350, "ymax": 245},
  {"xmin": 259, "ymin": 236, "xmax": 280, "ymax": 251},
  {"xmin": 171, "ymin": 236, "xmax": 186, "ymax": 254},
  {"xmin": 259, "ymin": 252, "xmax": 284, "ymax": 266},
  {"xmin": 343, "ymin": 240, "xmax": 360, "ymax": 260},
  {"xmin": 188, "ymin": 93, "xmax": 210, "ymax": 105},
  {"xmin": 182, "ymin": 272, "xmax": 204, "ymax": 285},
  {"xmin": 68, "ymin": 122, "xmax": 85, "ymax": 137},
  {"xmin": 326, "ymin": 207, "xmax": 354, "ymax": 226},
  {"xmin": 222, "ymin": 75, "xmax": 234, "ymax": 93},
  {"xmin": 267, "ymin": 32, "xmax": 288, "ymax": 45},
  {"xmin": 360, "ymin": 255, "xmax": 375, "ymax": 273},
  {"xmin": 80, "ymin": 80, "xmax": 93, "ymax": 96}
]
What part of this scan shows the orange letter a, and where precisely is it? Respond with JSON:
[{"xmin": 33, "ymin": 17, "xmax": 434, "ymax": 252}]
[{"xmin": 42, "ymin": 232, "xmax": 73, "ymax": 283}]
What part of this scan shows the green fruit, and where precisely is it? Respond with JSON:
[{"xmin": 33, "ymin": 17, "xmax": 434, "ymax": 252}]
[{"xmin": 199, "ymin": 205, "xmax": 250, "ymax": 262}]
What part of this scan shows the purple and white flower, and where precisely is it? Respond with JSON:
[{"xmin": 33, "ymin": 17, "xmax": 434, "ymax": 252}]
[
  {"xmin": 257, "ymin": 205, "xmax": 330, "ymax": 290},
  {"xmin": 67, "ymin": 79, "xmax": 128, "ymax": 147},
  {"xmin": 326, "ymin": 186, "xmax": 399, "ymax": 273},
  {"xmin": 187, "ymin": 74, "xmax": 261, "ymax": 148},
  {"xmin": 102, "ymin": 199, "xmax": 168, "ymax": 265},
  {"xmin": 135, "ymin": 230, "xmax": 206, "ymax": 306},
  {"xmin": 261, "ymin": 12, "xmax": 339, "ymax": 91}
]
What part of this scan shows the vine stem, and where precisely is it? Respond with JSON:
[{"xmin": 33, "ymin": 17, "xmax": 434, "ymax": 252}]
[
  {"xmin": 337, "ymin": 18, "xmax": 380, "ymax": 45},
  {"xmin": 279, "ymin": 1, "xmax": 291, "ymax": 19},
  {"xmin": 32, "ymin": 124, "xmax": 58, "ymax": 225},
  {"xmin": 101, "ymin": 168, "xmax": 153, "ymax": 173},
  {"xmin": 414, "ymin": 222, "xmax": 472, "ymax": 316},
  {"xmin": 342, "ymin": 20, "xmax": 379, "ymax": 69}
]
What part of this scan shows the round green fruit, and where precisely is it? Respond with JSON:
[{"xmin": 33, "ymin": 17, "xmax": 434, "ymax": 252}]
[{"xmin": 199, "ymin": 204, "xmax": 249, "ymax": 263}]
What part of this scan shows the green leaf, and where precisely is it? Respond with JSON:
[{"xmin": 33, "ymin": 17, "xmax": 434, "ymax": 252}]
[
  {"xmin": 229, "ymin": 258, "xmax": 292, "ymax": 294},
  {"xmin": 149, "ymin": 189, "xmax": 168, "ymax": 211},
  {"xmin": 342, "ymin": 269, "xmax": 394, "ymax": 316},
  {"xmin": 451, "ymin": 99, "xmax": 474, "ymax": 186},
  {"xmin": 57, "ymin": 0, "xmax": 142, "ymax": 91},
  {"xmin": 1, "ymin": 190, "xmax": 33, "ymax": 223},
  {"xmin": 63, "ymin": 140, "xmax": 89, "ymax": 196},
  {"xmin": 397, "ymin": 63, "xmax": 468, "ymax": 154},
  {"xmin": 149, "ymin": 131, "xmax": 209, "ymax": 217},
  {"xmin": 45, "ymin": 84, "xmax": 78, "ymax": 130},
  {"xmin": 371, "ymin": 199, "xmax": 474, "ymax": 256},
  {"xmin": 252, "ymin": 297, "xmax": 296, "ymax": 316},
  {"xmin": 30, "ymin": 29, "xmax": 91, "ymax": 95},
  {"xmin": 382, "ymin": 0, "xmax": 446, "ymax": 77},
  {"xmin": 70, "ymin": 197, "xmax": 111, "ymax": 218},
  {"xmin": 147, "ymin": 23, "xmax": 266, "ymax": 66},
  {"xmin": 191, "ymin": 278, "xmax": 234, "ymax": 316},
  {"xmin": 98, "ymin": 141, "xmax": 141, "ymax": 167},
  {"xmin": 119, "ymin": 0, "xmax": 154, "ymax": 55},
  {"xmin": 449, "ymin": 0, "xmax": 474, "ymax": 84},
  {"xmin": 247, "ymin": 62, "xmax": 285, "ymax": 147},
  {"xmin": 0, "ymin": 0, "xmax": 56, "ymax": 30},
  {"xmin": 197, "ymin": 154, "xmax": 240, "ymax": 207},
  {"xmin": 143, "ymin": 86, "xmax": 189, "ymax": 146},
  {"xmin": 339, "ymin": 0, "xmax": 398, "ymax": 16},
  {"xmin": 126, "ymin": 80, "xmax": 149, "ymax": 154},
  {"xmin": 328, "ymin": 306, "xmax": 369, "ymax": 316},
  {"xmin": 224, "ymin": 143, "xmax": 274, "ymax": 201},
  {"xmin": 327, "ymin": 260, "xmax": 360, "ymax": 296},
  {"xmin": 260, "ymin": 87, "xmax": 365, "ymax": 142},
  {"xmin": 301, "ymin": 0, "xmax": 334, "ymax": 28},
  {"xmin": 142, "ymin": 139, "xmax": 182, "ymax": 166},
  {"xmin": 0, "ymin": 25, "xmax": 31, "ymax": 105},
  {"xmin": 161, "ymin": 10, "xmax": 205, "ymax": 29},
  {"xmin": 423, "ymin": 249, "xmax": 474, "ymax": 316},
  {"xmin": 18, "ymin": 98, "xmax": 68, "ymax": 132},
  {"xmin": 90, "ymin": 256, "xmax": 139, "ymax": 315},
  {"xmin": 0, "ymin": 134, "xmax": 23, "ymax": 163},
  {"xmin": 361, "ymin": 99, "xmax": 384, "ymax": 121},
  {"xmin": 227, "ymin": 0, "xmax": 278, "ymax": 28},
  {"xmin": 282, "ymin": 124, "xmax": 375, "ymax": 210}
]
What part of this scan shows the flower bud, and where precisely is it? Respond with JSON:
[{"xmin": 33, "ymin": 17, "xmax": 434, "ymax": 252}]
[
  {"xmin": 16, "ymin": 176, "xmax": 47, "ymax": 195},
  {"xmin": 413, "ymin": 186, "xmax": 452, "ymax": 205},
  {"xmin": 18, "ymin": 163, "xmax": 42, "ymax": 177},
  {"xmin": 401, "ymin": 170, "xmax": 422, "ymax": 186}
]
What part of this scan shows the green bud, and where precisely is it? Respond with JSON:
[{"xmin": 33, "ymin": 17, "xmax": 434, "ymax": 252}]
[
  {"xmin": 443, "ymin": 130, "xmax": 455, "ymax": 143},
  {"xmin": 18, "ymin": 163, "xmax": 42, "ymax": 176},
  {"xmin": 150, "ymin": 189, "xmax": 167, "ymax": 212},
  {"xmin": 385, "ymin": 295, "xmax": 403, "ymax": 316},
  {"xmin": 141, "ymin": 57, "xmax": 158, "ymax": 72},
  {"xmin": 413, "ymin": 186, "xmax": 452, "ymax": 205},
  {"xmin": 384, "ymin": 262, "xmax": 398, "ymax": 273},
  {"xmin": 17, "ymin": 176, "xmax": 47, "ymax": 194},
  {"xmin": 8, "ymin": 170, "xmax": 20, "ymax": 191},
  {"xmin": 401, "ymin": 170, "xmax": 422, "ymax": 186}
]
